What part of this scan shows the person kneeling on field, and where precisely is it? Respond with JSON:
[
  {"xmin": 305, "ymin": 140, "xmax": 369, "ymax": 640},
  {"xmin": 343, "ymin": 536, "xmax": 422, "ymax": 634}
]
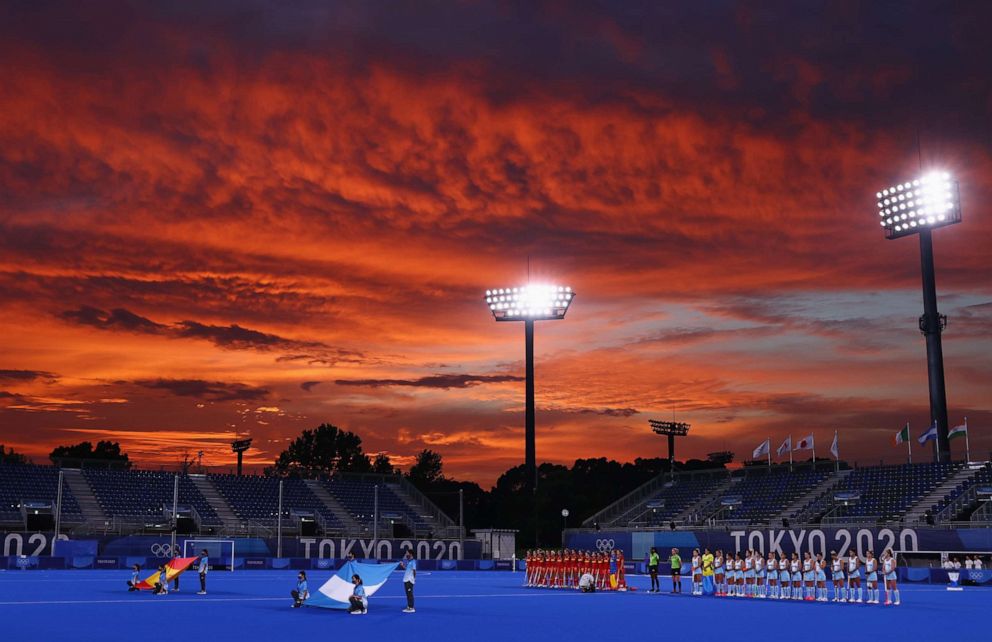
[
  {"xmin": 348, "ymin": 574, "xmax": 368, "ymax": 614},
  {"xmin": 153, "ymin": 565, "xmax": 169, "ymax": 595},
  {"xmin": 291, "ymin": 571, "xmax": 309, "ymax": 608},
  {"xmin": 127, "ymin": 564, "xmax": 141, "ymax": 592},
  {"xmin": 578, "ymin": 572, "xmax": 596, "ymax": 593}
]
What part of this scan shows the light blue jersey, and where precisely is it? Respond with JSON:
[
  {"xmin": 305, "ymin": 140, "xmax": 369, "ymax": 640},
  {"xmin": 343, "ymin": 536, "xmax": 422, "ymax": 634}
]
[{"xmin": 403, "ymin": 558, "xmax": 417, "ymax": 584}]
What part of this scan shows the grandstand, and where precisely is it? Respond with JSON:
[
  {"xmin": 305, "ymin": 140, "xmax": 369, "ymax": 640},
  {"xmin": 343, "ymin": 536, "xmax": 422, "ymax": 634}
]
[
  {"xmin": 0, "ymin": 462, "xmax": 459, "ymax": 538},
  {"xmin": 583, "ymin": 460, "xmax": 992, "ymax": 530}
]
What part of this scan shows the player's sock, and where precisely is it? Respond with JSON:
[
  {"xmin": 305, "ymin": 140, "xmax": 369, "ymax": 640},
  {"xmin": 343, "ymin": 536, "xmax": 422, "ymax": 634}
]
[{"xmin": 893, "ymin": 589, "xmax": 900, "ymax": 604}]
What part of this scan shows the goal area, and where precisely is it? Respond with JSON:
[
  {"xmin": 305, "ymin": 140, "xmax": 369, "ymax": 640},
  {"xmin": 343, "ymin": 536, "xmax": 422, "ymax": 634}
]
[{"xmin": 183, "ymin": 539, "xmax": 235, "ymax": 571}]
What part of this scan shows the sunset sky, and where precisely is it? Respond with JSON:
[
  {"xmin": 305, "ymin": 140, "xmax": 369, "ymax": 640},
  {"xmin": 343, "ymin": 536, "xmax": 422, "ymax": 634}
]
[{"xmin": 1, "ymin": 1, "xmax": 990, "ymax": 485}]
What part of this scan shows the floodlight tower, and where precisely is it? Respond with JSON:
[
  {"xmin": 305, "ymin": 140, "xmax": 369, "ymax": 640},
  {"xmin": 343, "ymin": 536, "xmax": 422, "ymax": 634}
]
[
  {"xmin": 231, "ymin": 438, "xmax": 252, "ymax": 476},
  {"xmin": 483, "ymin": 284, "xmax": 575, "ymax": 493},
  {"xmin": 649, "ymin": 420, "xmax": 690, "ymax": 477},
  {"xmin": 874, "ymin": 171, "xmax": 962, "ymax": 462}
]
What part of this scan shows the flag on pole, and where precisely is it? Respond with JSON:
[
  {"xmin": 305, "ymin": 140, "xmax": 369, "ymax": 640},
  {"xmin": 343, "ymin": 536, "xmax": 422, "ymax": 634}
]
[
  {"xmin": 948, "ymin": 423, "xmax": 968, "ymax": 440},
  {"xmin": 894, "ymin": 424, "xmax": 910, "ymax": 445},
  {"xmin": 918, "ymin": 421, "xmax": 938, "ymax": 445},
  {"xmin": 830, "ymin": 431, "xmax": 839, "ymax": 459},
  {"xmin": 777, "ymin": 436, "xmax": 792, "ymax": 457},
  {"xmin": 795, "ymin": 434, "xmax": 814, "ymax": 450},
  {"xmin": 752, "ymin": 438, "xmax": 771, "ymax": 459}
]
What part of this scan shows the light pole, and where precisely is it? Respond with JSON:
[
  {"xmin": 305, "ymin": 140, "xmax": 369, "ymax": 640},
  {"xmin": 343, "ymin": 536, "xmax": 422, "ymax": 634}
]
[
  {"xmin": 483, "ymin": 284, "xmax": 576, "ymax": 493},
  {"xmin": 649, "ymin": 420, "xmax": 691, "ymax": 480},
  {"xmin": 874, "ymin": 171, "xmax": 962, "ymax": 462},
  {"xmin": 561, "ymin": 508, "xmax": 569, "ymax": 547}
]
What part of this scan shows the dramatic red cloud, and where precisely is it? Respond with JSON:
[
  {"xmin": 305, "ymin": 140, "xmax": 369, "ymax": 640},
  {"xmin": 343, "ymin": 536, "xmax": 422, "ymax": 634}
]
[{"xmin": 1, "ymin": 3, "xmax": 990, "ymax": 484}]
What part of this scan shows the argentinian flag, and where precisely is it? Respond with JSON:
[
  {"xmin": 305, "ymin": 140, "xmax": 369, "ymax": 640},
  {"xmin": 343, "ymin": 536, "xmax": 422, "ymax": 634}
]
[{"xmin": 307, "ymin": 561, "xmax": 400, "ymax": 610}]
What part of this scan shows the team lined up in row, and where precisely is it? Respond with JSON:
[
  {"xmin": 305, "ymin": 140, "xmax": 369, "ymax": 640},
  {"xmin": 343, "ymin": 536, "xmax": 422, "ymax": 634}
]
[
  {"xmin": 682, "ymin": 547, "xmax": 901, "ymax": 605},
  {"xmin": 524, "ymin": 549, "xmax": 627, "ymax": 590}
]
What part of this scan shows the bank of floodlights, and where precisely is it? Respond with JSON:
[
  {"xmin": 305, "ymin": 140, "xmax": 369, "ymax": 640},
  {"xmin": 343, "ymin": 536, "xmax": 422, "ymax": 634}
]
[
  {"xmin": 484, "ymin": 285, "xmax": 575, "ymax": 321},
  {"xmin": 876, "ymin": 171, "xmax": 961, "ymax": 239}
]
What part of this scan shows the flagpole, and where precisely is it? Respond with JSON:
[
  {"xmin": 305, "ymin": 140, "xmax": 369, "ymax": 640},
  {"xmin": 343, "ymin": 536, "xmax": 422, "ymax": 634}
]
[
  {"xmin": 789, "ymin": 435, "xmax": 793, "ymax": 472},
  {"xmin": 767, "ymin": 438, "xmax": 771, "ymax": 468},
  {"xmin": 934, "ymin": 421, "xmax": 941, "ymax": 463},
  {"xmin": 965, "ymin": 417, "xmax": 970, "ymax": 463},
  {"xmin": 907, "ymin": 423, "xmax": 912, "ymax": 464}
]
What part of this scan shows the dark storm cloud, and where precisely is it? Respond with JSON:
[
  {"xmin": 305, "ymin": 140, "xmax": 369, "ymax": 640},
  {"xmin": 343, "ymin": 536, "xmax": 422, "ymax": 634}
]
[
  {"xmin": 59, "ymin": 305, "xmax": 329, "ymax": 352},
  {"xmin": 173, "ymin": 320, "xmax": 324, "ymax": 351},
  {"xmin": 60, "ymin": 306, "xmax": 168, "ymax": 333},
  {"xmin": 300, "ymin": 381, "xmax": 322, "ymax": 392},
  {"xmin": 335, "ymin": 374, "xmax": 523, "ymax": 389},
  {"xmin": 575, "ymin": 407, "xmax": 640, "ymax": 417},
  {"xmin": 131, "ymin": 378, "xmax": 269, "ymax": 401},
  {"xmin": 4, "ymin": 1, "xmax": 988, "ymax": 142},
  {"xmin": 0, "ymin": 369, "xmax": 59, "ymax": 382}
]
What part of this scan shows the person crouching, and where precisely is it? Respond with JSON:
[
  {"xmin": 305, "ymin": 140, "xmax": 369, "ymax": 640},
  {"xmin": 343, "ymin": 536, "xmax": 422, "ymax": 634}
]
[
  {"xmin": 291, "ymin": 571, "xmax": 309, "ymax": 608},
  {"xmin": 348, "ymin": 574, "xmax": 367, "ymax": 614}
]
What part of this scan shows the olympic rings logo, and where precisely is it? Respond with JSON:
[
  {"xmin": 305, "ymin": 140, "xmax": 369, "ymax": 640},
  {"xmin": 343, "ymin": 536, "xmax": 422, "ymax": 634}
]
[
  {"xmin": 595, "ymin": 539, "xmax": 615, "ymax": 552},
  {"xmin": 151, "ymin": 543, "xmax": 175, "ymax": 558}
]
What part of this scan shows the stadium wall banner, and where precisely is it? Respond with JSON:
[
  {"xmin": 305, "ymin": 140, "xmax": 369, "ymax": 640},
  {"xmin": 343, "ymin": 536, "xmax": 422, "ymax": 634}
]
[
  {"xmin": 566, "ymin": 527, "xmax": 992, "ymax": 559},
  {"xmin": 1, "ymin": 532, "xmax": 480, "ymax": 560}
]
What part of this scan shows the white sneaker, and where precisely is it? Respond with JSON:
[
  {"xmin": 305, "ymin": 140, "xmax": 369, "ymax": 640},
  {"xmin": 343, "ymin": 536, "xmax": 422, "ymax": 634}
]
[
  {"xmin": 894, "ymin": 601, "xmax": 900, "ymax": 606},
  {"xmin": 403, "ymin": 608, "xmax": 415, "ymax": 613},
  {"xmin": 197, "ymin": 591, "xmax": 206, "ymax": 595}
]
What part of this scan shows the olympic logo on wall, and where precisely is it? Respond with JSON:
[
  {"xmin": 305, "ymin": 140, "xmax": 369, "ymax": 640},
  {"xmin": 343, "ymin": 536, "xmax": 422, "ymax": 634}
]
[
  {"xmin": 150, "ymin": 543, "xmax": 175, "ymax": 558},
  {"xmin": 595, "ymin": 539, "xmax": 616, "ymax": 552}
]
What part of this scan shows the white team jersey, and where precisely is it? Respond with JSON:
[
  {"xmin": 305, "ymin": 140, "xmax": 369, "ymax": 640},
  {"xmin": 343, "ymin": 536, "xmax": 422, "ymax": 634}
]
[
  {"xmin": 832, "ymin": 560, "xmax": 841, "ymax": 573},
  {"xmin": 715, "ymin": 556, "xmax": 723, "ymax": 570},
  {"xmin": 883, "ymin": 559, "xmax": 894, "ymax": 574},
  {"xmin": 734, "ymin": 560, "xmax": 743, "ymax": 571},
  {"xmin": 755, "ymin": 558, "xmax": 764, "ymax": 572},
  {"xmin": 692, "ymin": 555, "xmax": 700, "ymax": 570},
  {"xmin": 848, "ymin": 557, "xmax": 858, "ymax": 572},
  {"xmin": 790, "ymin": 560, "xmax": 799, "ymax": 573},
  {"xmin": 803, "ymin": 559, "xmax": 812, "ymax": 572},
  {"xmin": 768, "ymin": 559, "xmax": 777, "ymax": 572},
  {"xmin": 745, "ymin": 557, "xmax": 753, "ymax": 571},
  {"xmin": 866, "ymin": 559, "xmax": 876, "ymax": 573}
]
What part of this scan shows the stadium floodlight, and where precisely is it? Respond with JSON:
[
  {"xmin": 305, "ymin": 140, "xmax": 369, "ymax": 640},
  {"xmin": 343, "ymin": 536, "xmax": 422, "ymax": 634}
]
[
  {"xmin": 649, "ymin": 420, "xmax": 691, "ymax": 478},
  {"xmin": 484, "ymin": 284, "xmax": 575, "ymax": 321},
  {"xmin": 483, "ymin": 284, "xmax": 575, "ymax": 493},
  {"xmin": 874, "ymin": 170, "xmax": 962, "ymax": 462},
  {"xmin": 231, "ymin": 438, "xmax": 252, "ymax": 476}
]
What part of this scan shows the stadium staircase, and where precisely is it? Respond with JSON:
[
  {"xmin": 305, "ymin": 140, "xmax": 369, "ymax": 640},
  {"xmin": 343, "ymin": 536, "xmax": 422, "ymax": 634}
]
[
  {"xmin": 189, "ymin": 474, "xmax": 241, "ymax": 531},
  {"xmin": 675, "ymin": 479, "xmax": 733, "ymax": 524},
  {"xmin": 60, "ymin": 468, "xmax": 105, "ymax": 529},
  {"xmin": 931, "ymin": 462, "xmax": 992, "ymax": 523},
  {"xmin": 904, "ymin": 465, "xmax": 978, "ymax": 523},
  {"xmin": 782, "ymin": 469, "xmax": 850, "ymax": 524},
  {"xmin": 581, "ymin": 474, "xmax": 678, "ymax": 527},
  {"xmin": 389, "ymin": 478, "xmax": 461, "ymax": 538},
  {"xmin": 303, "ymin": 479, "xmax": 360, "ymax": 532}
]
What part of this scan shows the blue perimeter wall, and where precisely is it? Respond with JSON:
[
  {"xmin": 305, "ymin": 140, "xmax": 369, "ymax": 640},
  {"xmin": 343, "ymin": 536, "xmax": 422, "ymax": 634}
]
[{"xmin": 566, "ymin": 526, "xmax": 992, "ymax": 560}]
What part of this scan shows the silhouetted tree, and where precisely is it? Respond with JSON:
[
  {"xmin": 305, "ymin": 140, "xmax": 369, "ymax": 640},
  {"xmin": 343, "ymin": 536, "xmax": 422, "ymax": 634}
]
[
  {"xmin": 371, "ymin": 452, "xmax": 398, "ymax": 475},
  {"xmin": 408, "ymin": 449, "xmax": 445, "ymax": 486},
  {"xmin": 267, "ymin": 424, "xmax": 371, "ymax": 478},
  {"xmin": 49, "ymin": 441, "xmax": 130, "ymax": 468},
  {"xmin": 0, "ymin": 444, "xmax": 29, "ymax": 465}
]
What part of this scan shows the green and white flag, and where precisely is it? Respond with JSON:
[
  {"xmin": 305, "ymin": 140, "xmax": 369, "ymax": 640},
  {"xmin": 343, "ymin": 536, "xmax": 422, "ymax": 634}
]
[
  {"xmin": 949, "ymin": 423, "xmax": 968, "ymax": 440},
  {"xmin": 894, "ymin": 423, "xmax": 910, "ymax": 445}
]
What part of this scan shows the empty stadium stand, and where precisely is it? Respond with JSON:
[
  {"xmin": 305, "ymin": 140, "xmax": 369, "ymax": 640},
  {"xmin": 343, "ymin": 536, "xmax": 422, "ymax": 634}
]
[
  {"xmin": 929, "ymin": 462, "xmax": 992, "ymax": 523},
  {"xmin": 82, "ymin": 468, "xmax": 221, "ymax": 528},
  {"xmin": 1, "ymin": 462, "xmax": 459, "ymax": 537},
  {"xmin": 0, "ymin": 463, "xmax": 82, "ymax": 529},
  {"xmin": 791, "ymin": 462, "xmax": 961, "ymax": 524}
]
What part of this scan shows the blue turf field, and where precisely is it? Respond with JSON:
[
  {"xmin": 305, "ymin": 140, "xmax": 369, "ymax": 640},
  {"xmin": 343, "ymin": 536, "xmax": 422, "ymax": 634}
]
[{"xmin": 1, "ymin": 569, "xmax": 988, "ymax": 642}]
